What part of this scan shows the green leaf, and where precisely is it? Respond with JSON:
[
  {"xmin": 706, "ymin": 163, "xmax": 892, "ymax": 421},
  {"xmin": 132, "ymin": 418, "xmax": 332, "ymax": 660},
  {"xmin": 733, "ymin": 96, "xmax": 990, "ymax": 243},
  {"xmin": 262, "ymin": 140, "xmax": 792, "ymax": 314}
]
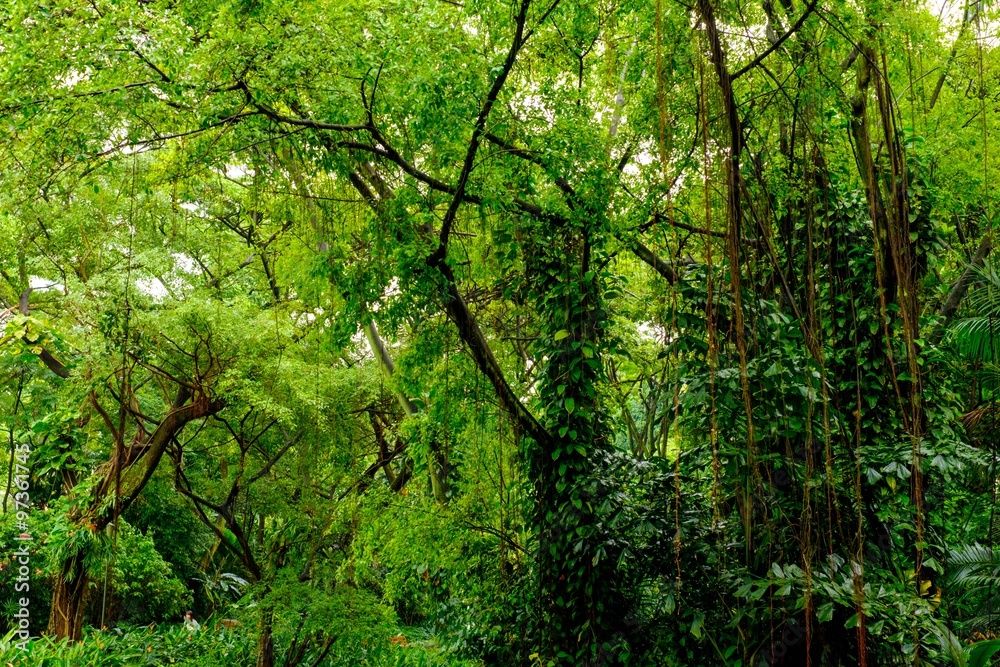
[
  {"xmin": 690, "ymin": 610, "xmax": 705, "ymax": 638},
  {"xmin": 970, "ymin": 639, "xmax": 1000, "ymax": 667}
]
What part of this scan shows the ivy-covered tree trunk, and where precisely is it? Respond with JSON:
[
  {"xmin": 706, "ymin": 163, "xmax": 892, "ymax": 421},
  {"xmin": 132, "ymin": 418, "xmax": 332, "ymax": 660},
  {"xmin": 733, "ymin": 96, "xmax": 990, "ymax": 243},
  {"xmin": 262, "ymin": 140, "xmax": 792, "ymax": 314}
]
[{"xmin": 527, "ymin": 196, "xmax": 627, "ymax": 664}]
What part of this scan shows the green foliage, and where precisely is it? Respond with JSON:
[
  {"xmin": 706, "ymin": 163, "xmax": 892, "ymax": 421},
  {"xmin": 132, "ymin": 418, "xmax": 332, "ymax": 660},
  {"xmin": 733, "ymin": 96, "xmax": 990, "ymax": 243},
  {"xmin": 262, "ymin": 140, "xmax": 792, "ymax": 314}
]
[
  {"xmin": 0, "ymin": 624, "xmax": 253, "ymax": 667},
  {"xmin": 0, "ymin": 511, "xmax": 189, "ymax": 631},
  {"xmin": 3, "ymin": 0, "xmax": 1000, "ymax": 664},
  {"xmin": 108, "ymin": 523, "xmax": 192, "ymax": 623}
]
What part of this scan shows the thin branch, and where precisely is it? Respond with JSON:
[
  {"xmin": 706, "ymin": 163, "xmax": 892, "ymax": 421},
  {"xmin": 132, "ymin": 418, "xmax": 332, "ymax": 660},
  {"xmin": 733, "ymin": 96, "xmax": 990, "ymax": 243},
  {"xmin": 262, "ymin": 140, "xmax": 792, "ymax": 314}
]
[
  {"xmin": 246, "ymin": 431, "xmax": 304, "ymax": 486},
  {"xmin": 247, "ymin": 91, "xmax": 368, "ymax": 133},
  {"xmin": 433, "ymin": 0, "xmax": 532, "ymax": 260},
  {"xmin": 731, "ymin": 0, "xmax": 818, "ymax": 80}
]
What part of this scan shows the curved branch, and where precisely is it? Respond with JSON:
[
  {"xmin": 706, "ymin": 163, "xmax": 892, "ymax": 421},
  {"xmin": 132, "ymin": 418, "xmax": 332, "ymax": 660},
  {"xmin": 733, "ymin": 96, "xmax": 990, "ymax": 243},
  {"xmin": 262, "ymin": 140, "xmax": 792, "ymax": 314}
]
[
  {"xmin": 631, "ymin": 242, "xmax": 694, "ymax": 284},
  {"xmin": 345, "ymin": 164, "xmax": 550, "ymax": 448},
  {"xmin": 110, "ymin": 387, "xmax": 225, "ymax": 521},
  {"xmin": 433, "ymin": 0, "xmax": 532, "ymax": 260},
  {"xmin": 248, "ymin": 94, "xmax": 368, "ymax": 133},
  {"xmin": 731, "ymin": 0, "xmax": 818, "ymax": 81},
  {"xmin": 438, "ymin": 261, "xmax": 549, "ymax": 445},
  {"xmin": 15, "ymin": 289, "xmax": 70, "ymax": 378}
]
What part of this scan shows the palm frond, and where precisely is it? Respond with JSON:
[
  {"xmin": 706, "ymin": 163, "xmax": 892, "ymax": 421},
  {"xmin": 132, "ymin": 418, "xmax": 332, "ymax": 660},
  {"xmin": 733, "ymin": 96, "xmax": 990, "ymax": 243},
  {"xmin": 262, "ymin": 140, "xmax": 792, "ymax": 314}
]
[
  {"xmin": 949, "ymin": 259, "xmax": 1000, "ymax": 362},
  {"xmin": 949, "ymin": 544, "xmax": 1000, "ymax": 591},
  {"xmin": 967, "ymin": 260, "xmax": 1000, "ymax": 315},
  {"xmin": 950, "ymin": 317, "xmax": 1000, "ymax": 363}
]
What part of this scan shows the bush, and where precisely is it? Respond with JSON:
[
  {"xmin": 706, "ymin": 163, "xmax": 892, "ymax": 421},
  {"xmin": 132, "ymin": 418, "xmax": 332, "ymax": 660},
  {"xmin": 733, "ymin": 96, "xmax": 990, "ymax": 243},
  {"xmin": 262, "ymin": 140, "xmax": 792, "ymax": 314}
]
[
  {"xmin": 0, "ymin": 510, "xmax": 190, "ymax": 633},
  {"xmin": 108, "ymin": 522, "xmax": 192, "ymax": 623},
  {"xmin": 0, "ymin": 623, "xmax": 254, "ymax": 667}
]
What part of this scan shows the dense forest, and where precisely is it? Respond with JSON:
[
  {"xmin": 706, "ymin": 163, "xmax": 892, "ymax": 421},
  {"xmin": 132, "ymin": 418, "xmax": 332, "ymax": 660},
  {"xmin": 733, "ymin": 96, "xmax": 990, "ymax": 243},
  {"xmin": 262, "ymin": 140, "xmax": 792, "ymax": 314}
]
[{"xmin": 1, "ymin": 0, "xmax": 1000, "ymax": 665}]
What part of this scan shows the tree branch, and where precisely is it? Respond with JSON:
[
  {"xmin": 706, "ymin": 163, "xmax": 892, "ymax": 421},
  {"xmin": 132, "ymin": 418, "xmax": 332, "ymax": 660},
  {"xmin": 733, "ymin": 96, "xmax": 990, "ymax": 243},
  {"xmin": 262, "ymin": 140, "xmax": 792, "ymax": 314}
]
[
  {"xmin": 730, "ymin": 0, "xmax": 818, "ymax": 80},
  {"xmin": 432, "ymin": 0, "xmax": 532, "ymax": 261},
  {"xmin": 630, "ymin": 242, "xmax": 694, "ymax": 284},
  {"xmin": 110, "ymin": 387, "xmax": 224, "ymax": 521},
  {"xmin": 16, "ymin": 289, "xmax": 70, "ymax": 378}
]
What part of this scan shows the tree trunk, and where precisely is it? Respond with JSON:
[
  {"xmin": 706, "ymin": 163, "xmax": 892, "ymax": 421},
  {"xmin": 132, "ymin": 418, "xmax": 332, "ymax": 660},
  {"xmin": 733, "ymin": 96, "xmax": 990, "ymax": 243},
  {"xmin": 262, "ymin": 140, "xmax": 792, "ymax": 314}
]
[
  {"xmin": 46, "ymin": 389, "xmax": 223, "ymax": 641},
  {"xmin": 364, "ymin": 320, "xmax": 450, "ymax": 502},
  {"xmin": 48, "ymin": 552, "xmax": 89, "ymax": 641},
  {"xmin": 256, "ymin": 605, "xmax": 275, "ymax": 667}
]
